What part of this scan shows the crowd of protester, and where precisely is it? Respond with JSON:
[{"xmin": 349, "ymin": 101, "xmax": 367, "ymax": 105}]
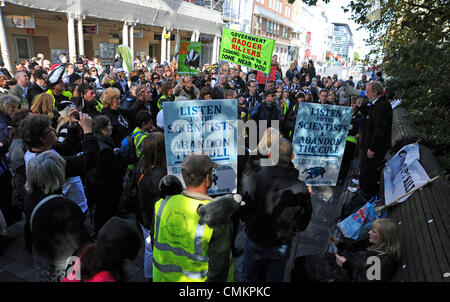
[{"xmin": 0, "ymin": 51, "xmax": 398, "ymax": 282}]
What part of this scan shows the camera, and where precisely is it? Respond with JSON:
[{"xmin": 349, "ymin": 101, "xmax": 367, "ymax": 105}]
[{"xmin": 84, "ymin": 77, "xmax": 96, "ymax": 83}]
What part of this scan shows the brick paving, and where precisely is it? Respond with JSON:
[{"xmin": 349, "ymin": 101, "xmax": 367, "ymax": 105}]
[{"xmin": 0, "ymin": 163, "xmax": 354, "ymax": 282}]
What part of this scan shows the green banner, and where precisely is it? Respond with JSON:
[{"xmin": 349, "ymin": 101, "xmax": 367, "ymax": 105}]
[
  {"xmin": 118, "ymin": 44, "xmax": 133, "ymax": 73},
  {"xmin": 177, "ymin": 41, "xmax": 202, "ymax": 75},
  {"xmin": 219, "ymin": 28, "xmax": 275, "ymax": 74}
]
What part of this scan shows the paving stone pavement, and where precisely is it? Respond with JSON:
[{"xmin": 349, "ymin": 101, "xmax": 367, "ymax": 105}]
[
  {"xmin": 0, "ymin": 212, "xmax": 148, "ymax": 282},
  {"xmin": 1, "ymin": 163, "xmax": 354, "ymax": 282},
  {"xmin": 233, "ymin": 184, "xmax": 346, "ymax": 282}
]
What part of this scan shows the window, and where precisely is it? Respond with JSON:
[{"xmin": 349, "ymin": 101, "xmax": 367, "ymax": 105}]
[{"xmin": 285, "ymin": 6, "xmax": 291, "ymax": 18}]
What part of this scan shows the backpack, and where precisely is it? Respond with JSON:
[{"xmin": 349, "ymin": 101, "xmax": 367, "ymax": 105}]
[{"xmin": 119, "ymin": 131, "xmax": 145, "ymax": 165}]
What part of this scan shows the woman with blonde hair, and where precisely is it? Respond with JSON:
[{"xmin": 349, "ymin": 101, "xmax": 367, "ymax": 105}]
[
  {"xmin": 100, "ymin": 87, "xmax": 130, "ymax": 147},
  {"xmin": 292, "ymin": 218, "xmax": 401, "ymax": 282},
  {"xmin": 31, "ymin": 93, "xmax": 55, "ymax": 121},
  {"xmin": 238, "ymin": 127, "xmax": 281, "ymax": 188}
]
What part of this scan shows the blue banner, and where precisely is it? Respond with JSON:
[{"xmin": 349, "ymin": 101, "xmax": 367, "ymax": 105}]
[
  {"xmin": 163, "ymin": 99, "xmax": 238, "ymax": 195},
  {"xmin": 291, "ymin": 103, "xmax": 352, "ymax": 186}
]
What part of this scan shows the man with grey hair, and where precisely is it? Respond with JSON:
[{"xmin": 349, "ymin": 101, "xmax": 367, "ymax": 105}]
[
  {"xmin": 358, "ymin": 80, "xmax": 392, "ymax": 199},
  {"xmin": 336, "ymin": 79, "xmax": 349, "ymax": 106},
  {"xmin": 9, "ymin": 71, "xmax": 30, "ymax": 109},
  {"xmin": 24, "ymin": 151, "xmax": 89, "ymax": 282},
  {"xmin": 173, "ymin": 76, "xmax": 200, "ymax": 100},
  {"xmin": 239, "ymin": 138, "xmax": 312, "ymax": 282}
]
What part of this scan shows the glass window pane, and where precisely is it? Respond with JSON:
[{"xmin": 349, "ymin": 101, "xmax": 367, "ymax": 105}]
[{"xmin": 17, "ymin": 38, "xmax": 29, "ymax": 59}]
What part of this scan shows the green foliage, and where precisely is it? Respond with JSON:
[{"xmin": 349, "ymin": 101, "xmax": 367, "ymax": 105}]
[
  {"xmin": 295, "ymin": 0, "xmax": 450, "ymax": 172},
  {"xmin": 346, "ymin": 0, "xmax": 450, "ymax": 172}
]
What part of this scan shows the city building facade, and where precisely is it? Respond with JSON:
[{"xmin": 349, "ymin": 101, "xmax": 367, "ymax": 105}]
[
  {"xmin": 331, "ymin": 22, "xmax": 354, "ymax": 61},
  {"xmin": 251, "ymin": 0, "xmax": 293, "ymax": 67},
  {"xmin": 0, "ymin": 0, "xmax": 223, "ymax": 72}
]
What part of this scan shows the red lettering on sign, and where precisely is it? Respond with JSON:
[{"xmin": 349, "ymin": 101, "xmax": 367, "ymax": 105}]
[
  {"xmin": 180, "ymin": 42, "xmax": 190, "ymax": 55},
  {"xmin": 256, "ymin": 65, "xmax": 277, "ymax": 84}
]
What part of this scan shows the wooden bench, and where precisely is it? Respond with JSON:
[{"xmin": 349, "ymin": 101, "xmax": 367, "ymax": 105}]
[
  {"xmin": 326, "ymin": 106, "xmax": 450, "ymax": 282},
  {"xmin": 383, "ymin": 107, "xmax": 450, "ymax": 282}
]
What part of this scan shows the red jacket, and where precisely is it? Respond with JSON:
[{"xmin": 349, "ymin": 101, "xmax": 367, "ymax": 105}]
[{"xmin": 61, "ymin": 271, "xmax": 116, "ymax": 282}]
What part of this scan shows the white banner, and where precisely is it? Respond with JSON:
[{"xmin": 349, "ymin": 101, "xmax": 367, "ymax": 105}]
[
  {"xmin": 384, "ymin": 143, "xmax": 420, "ymax": 176},
  {"xmin": 384, "ymin": 144, "xmax": 429, "ymax": 205},
  {"xmin": 391, "ymin": 99, "xmax": 402, "ymax": 109}
]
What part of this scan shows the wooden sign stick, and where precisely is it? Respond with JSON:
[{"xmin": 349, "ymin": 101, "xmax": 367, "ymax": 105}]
[{"xmin": 376, "ymin": 175, "xmax": 440, "ymax": 212}]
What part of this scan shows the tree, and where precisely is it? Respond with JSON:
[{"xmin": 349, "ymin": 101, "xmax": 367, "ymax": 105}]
[
  {"xmin": 345, "ymin": 0, "xmax": 450, "ymax": 171},
  {"xmin": 293, "ymin": 0, "xmax": 450, "ymax": 171}
]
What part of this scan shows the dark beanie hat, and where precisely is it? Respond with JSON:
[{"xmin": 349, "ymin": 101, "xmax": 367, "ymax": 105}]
[
  {"xmin": 96, "ymin": 216, "xmax": 142, "ymax": 262},
  {"xmin": 68, "ymin": 73, "xmax": 81, "ymax": 86}
]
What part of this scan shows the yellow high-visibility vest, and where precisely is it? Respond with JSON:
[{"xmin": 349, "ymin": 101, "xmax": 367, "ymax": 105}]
[{"xmin": 153, "ymin": 194, "xmax": 214, "ymax": 282}]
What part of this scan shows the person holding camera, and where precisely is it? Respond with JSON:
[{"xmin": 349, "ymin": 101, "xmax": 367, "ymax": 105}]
[
  {"xmin": 82, "ymin": 85, "xmax": 103, "ymax": 118},
  {"xmin": 21, "ymin": 109, "xmax": 99, "ymax": 250}
]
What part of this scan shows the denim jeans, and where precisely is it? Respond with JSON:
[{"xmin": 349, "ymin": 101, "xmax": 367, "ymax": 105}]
[
  {"xmin": 140, "ymin": 224, "xmax": 153, "ymax": 279},
  {"xmin": 241, "ymin": 231, "xmax": 291, "ymax": 282}
]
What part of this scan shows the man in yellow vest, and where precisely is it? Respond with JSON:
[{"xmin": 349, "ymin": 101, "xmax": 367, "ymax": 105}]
[
  {"xmin": 153, "ymin": 154, "xmax": 233, "ymax": 282},
  {"xmin": 46, "ymin": 78, "xmax": 73, "ymax": 111}
]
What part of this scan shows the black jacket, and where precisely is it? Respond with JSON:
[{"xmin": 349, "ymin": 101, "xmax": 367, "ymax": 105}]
[
  {"xmin": 250, "ymin": 101, "xmax": 281, "ymax": 129},
  {"xmin": 239, "ymin": 164, "xmax": 313, "ymax": 246},
  {"xmin": 101, "ymin": 107, "xmax": 130, "ymax": 148},
  {"xmin": 26, "ymin": 82, "xmax": 47, "ymax": 106},
  {"xmin": 242, "ymin": 92, "xmax": 262, "ymax": 110},
  {"xmin": 359, "ymin": 95, "xmax": 393, "ymax": 156},
  {"xmin": 136, "ymin": 164, "xmax": 167, "ymax": 230},
  {"xmin": 232, "ymin": 76, "xmax": 246, "ymax": 94},
  {"xmin": 24, "ymin": 190, "xmax": 90, "ymax": 261},
  {"xmin": 82, "ymin": 99, "xmax": 103, "ymax": 119},
  {"xmin": 86, "ymin": 134, "xmax": 123, "ymax": 189},
  {"xmin": 338, "ymin": 237, "xmax": 399, "ymax": 282},
  {"xmin": 211, "ymin": 85, "xmax": 228, "ymax": 100},
  {"xmin": 282, "ymin": 99, "xmax": 301, "ymax": 140}
]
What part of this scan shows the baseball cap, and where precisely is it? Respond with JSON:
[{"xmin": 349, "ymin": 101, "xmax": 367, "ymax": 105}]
[{"xmin": 181, "ymin": 154, "xmax": 218, "ymax": 182}]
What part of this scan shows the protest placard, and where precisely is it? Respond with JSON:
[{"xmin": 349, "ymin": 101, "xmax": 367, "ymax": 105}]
[
  {"xmin": 99, "ymin": 42, "xmax": 115, "ymax": 66},
  {"xmin": 383, "ymin": 143, "xmax": 430, "ymax": 206},
  {"xmin": 256, "ymin": 65, "xmax": 277, "ymax": 85},
  {"xmin": 219, "ymin": 28, "xmax": 275, "ymax": 74},
  {"xmin": 163, "ymin": 99, "xmax": 238, "ymax": 195},
  {"xmin": 177, "ymin": 41, "xmax": 202, "ymax": 75},
  {"xmin": 291, "ymin": 103, "xmax": 353, "ymax": 186},
  {"xmin": 118, "ymin": 44, "xmax": 133, "ymax": 73},
  {"xmin": 383, "ymin": 143, "xmax": 420, "ymax": 178}
]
